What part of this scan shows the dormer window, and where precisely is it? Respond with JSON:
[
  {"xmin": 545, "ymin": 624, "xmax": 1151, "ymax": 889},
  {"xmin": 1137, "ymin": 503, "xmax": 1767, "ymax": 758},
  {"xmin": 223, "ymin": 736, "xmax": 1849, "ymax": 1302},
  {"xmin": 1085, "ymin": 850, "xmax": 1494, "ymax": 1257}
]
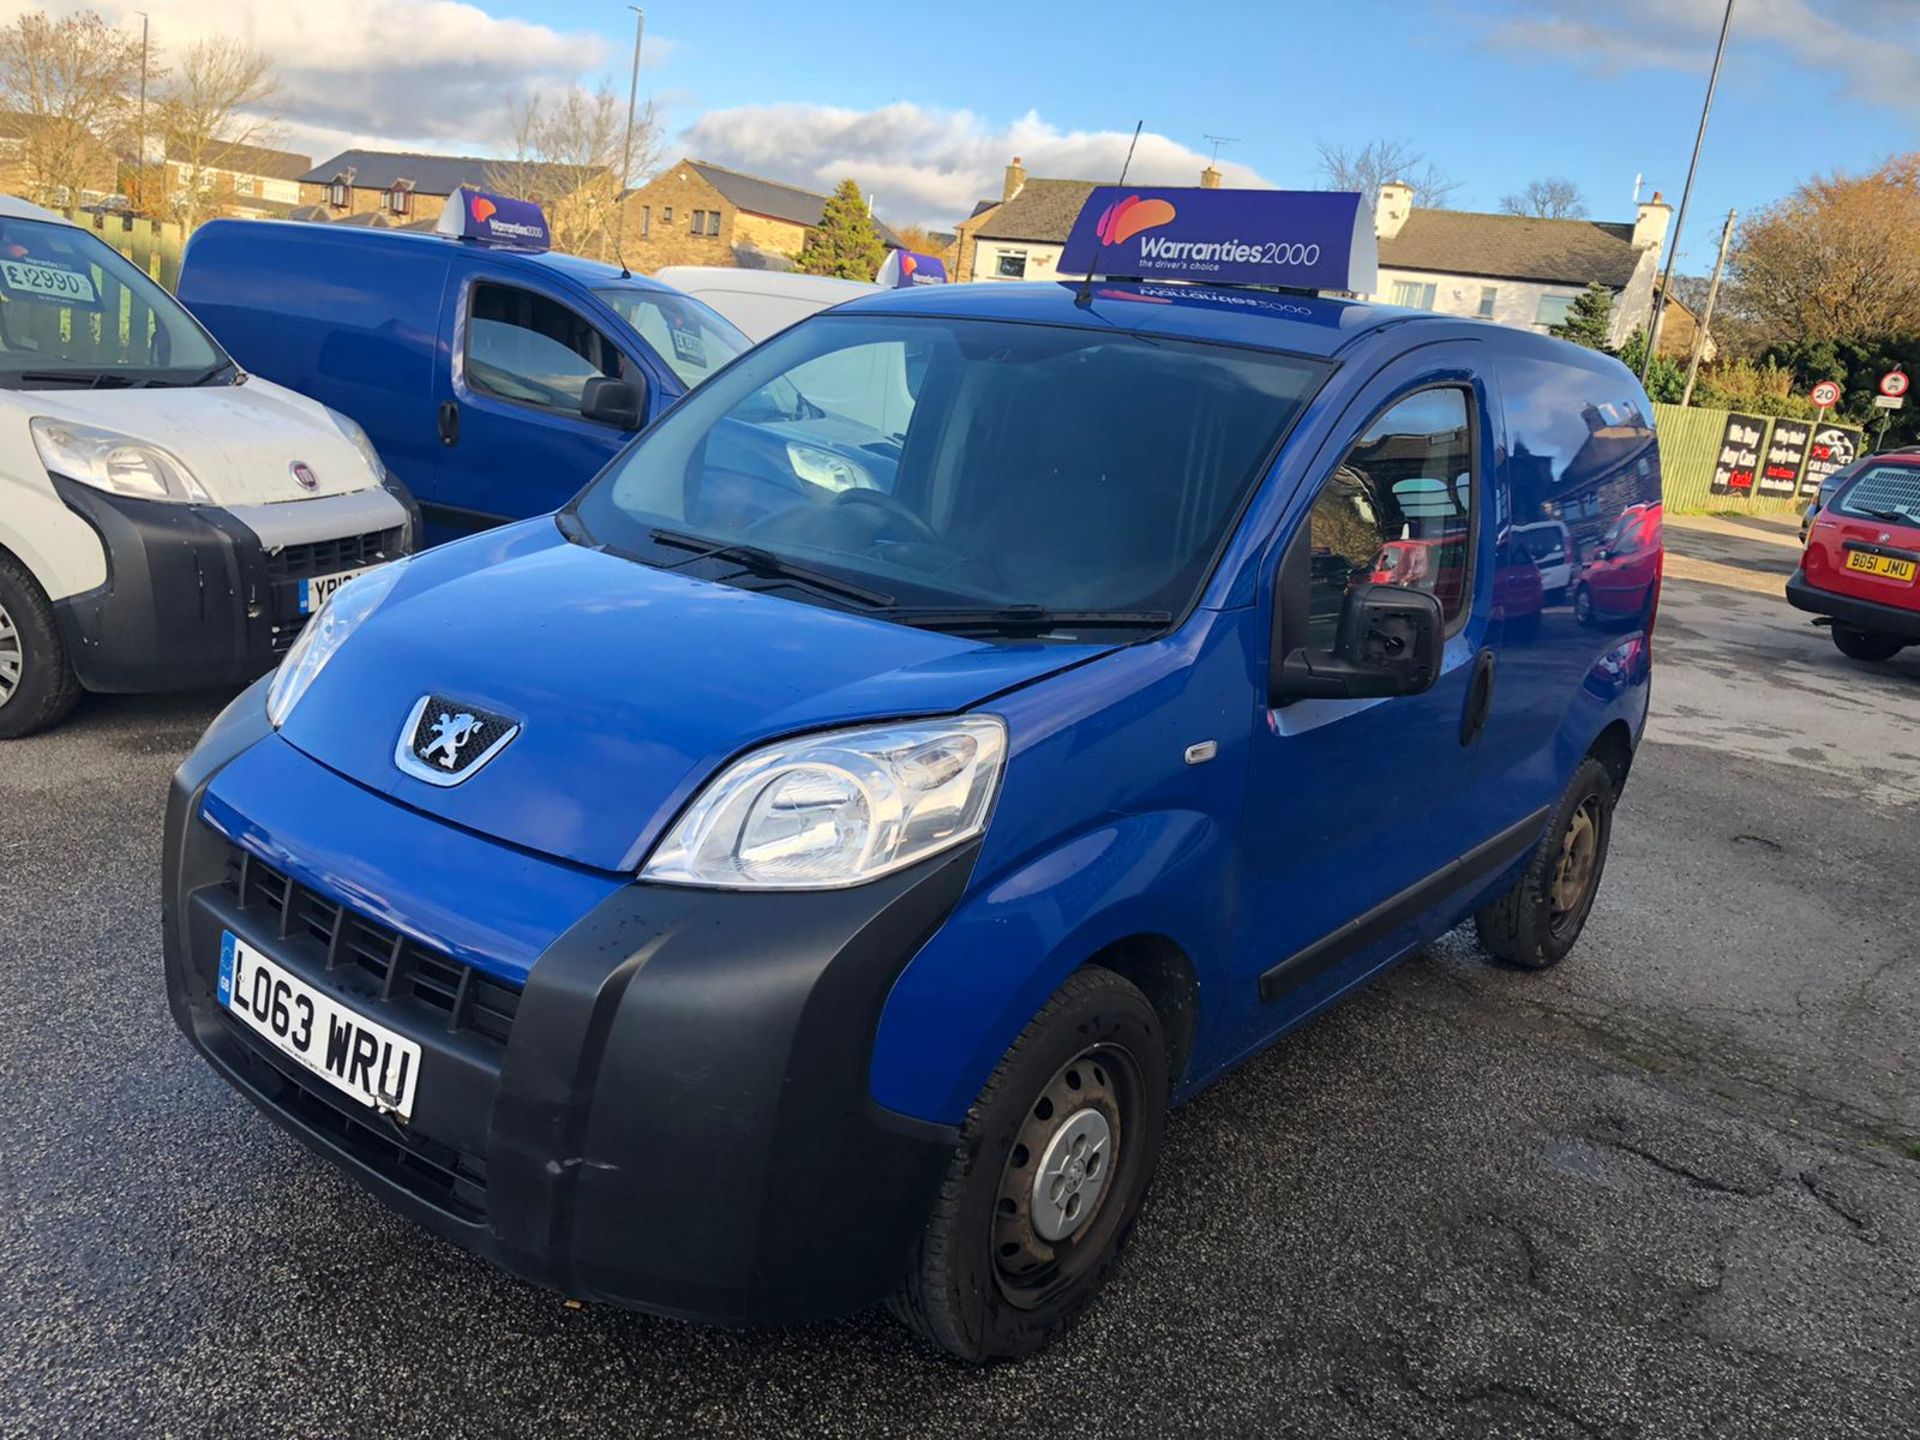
[
  {"xmin": 387, "ymin": 180, "xmax": 414, "ymax": 216},
  {"xmin": 327, "ymin": 177, "xmax": 349, "ymax": 208}
]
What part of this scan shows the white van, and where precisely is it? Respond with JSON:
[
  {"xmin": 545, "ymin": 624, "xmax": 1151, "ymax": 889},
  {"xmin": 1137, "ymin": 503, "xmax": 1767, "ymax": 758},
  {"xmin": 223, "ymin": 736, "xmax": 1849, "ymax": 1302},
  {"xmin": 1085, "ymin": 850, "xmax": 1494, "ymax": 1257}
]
[
  {"xmin": 0, "ymin": 197, "xmax": 416, "ymax": 738},
  {"xmin": 650, "ymin": 267, "xmax": 881, "ymax": 343}
]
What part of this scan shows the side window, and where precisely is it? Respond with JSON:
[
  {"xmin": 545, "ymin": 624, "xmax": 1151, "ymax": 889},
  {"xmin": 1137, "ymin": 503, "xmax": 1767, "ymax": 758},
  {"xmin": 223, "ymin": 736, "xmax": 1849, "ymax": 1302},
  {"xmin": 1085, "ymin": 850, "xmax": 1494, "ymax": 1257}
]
[
  {"xmin": 465, "ymin": 282, "xmax": 623, "ymax": 419},
  {"xmin": 1303, "ymin": 387, "xmax": 1475, "ymax": 649}
]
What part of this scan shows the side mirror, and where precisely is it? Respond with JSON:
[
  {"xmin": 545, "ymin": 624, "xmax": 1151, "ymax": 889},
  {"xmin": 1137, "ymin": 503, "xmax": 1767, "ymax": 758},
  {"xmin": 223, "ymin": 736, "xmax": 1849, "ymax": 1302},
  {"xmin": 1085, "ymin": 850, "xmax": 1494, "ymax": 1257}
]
[
  {"xmin": 1273, "ymin": 583, "xmax": 1444, "ymax": 703},
  {"xmin": 580, "ymin": 374, "xmax": 646, "ymax": 430}
]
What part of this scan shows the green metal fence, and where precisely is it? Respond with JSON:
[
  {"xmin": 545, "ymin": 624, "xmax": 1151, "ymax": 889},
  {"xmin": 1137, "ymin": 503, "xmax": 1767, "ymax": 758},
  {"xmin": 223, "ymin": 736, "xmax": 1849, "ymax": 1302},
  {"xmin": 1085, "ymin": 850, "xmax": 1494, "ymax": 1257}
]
[
  {"xmin": 54, "ymin": 208, "xmax": 185, "ymax": 291},
  {"xmin": 1654, "ymin": 402, "xmax": 1864, "ymax": 517}
]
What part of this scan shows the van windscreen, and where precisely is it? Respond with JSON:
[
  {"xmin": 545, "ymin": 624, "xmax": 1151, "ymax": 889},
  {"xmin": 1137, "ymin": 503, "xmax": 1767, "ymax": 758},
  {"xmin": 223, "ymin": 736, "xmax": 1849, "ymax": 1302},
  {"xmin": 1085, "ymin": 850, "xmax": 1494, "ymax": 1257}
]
[
  {"xmin": 0, "ymin": 217, "xmax": 225, "ymax": 388},
  {"xmin": 592, "ymin": 286, "xmax": 749, "ymax": 390},
  {"xmin": 571, "ymin": 313, "xmax": 1329, "ymax": 623}
]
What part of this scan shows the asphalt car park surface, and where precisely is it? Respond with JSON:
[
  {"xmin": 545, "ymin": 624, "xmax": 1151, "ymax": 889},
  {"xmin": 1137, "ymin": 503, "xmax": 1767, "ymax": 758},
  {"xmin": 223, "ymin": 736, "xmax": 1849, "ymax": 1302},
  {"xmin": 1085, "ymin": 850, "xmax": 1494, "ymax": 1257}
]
[{"xmin": 2, "ymin": 515, "xmax": 1915, "ymax": 1439}]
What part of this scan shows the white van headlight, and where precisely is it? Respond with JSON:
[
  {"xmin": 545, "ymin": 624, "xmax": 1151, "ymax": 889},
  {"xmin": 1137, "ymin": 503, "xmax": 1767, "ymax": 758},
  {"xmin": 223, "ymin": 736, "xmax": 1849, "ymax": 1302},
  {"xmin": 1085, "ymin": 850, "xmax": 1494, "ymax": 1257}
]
[
  {"xmin": 326, "ymin": 408, "xmax": 386, "ymax": 481},
  {"xmin": 266, "ymin": 561, "xmax": 407, "ymax": 727},
  {"xmin": 641, "ymin": 716, "xmax": 1006, "ymax": 889},
  {"xmin": 30, "ymin": 418, "xmax": 209, "ymax": 503}
]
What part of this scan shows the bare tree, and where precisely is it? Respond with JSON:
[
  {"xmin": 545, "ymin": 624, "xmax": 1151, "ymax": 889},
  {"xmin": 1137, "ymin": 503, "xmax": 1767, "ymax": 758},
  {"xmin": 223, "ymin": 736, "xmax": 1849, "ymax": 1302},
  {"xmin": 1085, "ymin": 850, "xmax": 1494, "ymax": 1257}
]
[
  {"xmin": 485, "ymin": 84, "xmax": 657, "ymax": 262},
  {"xmin": 1316, "ymin": 138, "xmax": 1459, "ymax": 208},
  {"xmin": 158, "ymin": 38, "xmax": 279, "ymax": 231},
  {"xmin": 1499, "ymin": 177, "xmax": 1588, "ymax": 219},
  {"xmin": 0, "ymin": 10, "xmax": 143, "ymax": 208}
]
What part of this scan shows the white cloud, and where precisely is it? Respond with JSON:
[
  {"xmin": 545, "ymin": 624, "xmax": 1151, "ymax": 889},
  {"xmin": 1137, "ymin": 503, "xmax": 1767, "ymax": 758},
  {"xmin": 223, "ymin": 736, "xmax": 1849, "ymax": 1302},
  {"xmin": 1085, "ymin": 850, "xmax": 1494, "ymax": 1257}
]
[
  {"xmin": 677, "ymin": 103, "xmax": 1274, "ymax": 228},
  {"xmin": 0, "ymin": 0, "xmax": 661, "ymax": 162},
  {"xmin": 1485, "ymin": 0, "xmax": 1920, "ymax": 114}
]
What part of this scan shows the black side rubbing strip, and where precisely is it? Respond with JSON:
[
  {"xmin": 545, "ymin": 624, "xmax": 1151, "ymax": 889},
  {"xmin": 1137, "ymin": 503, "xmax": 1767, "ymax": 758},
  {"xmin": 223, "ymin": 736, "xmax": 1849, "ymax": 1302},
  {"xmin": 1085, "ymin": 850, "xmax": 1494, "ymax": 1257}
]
[{"xmin": 1258, "ymin": 805, "xmax": 1551, "ymax": 1003}]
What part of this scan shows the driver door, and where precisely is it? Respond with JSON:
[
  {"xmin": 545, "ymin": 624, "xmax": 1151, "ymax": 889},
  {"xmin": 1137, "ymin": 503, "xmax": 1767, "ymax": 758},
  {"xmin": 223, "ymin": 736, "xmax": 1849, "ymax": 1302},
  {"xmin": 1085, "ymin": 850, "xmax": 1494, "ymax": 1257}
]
[
  {"xmin": 1227, "ymin": 350, "xmax": 1517, "ymax": 1050},
  {"xmin": 429, "ymin": 269, "xmax": 652, "ymax": 537}
]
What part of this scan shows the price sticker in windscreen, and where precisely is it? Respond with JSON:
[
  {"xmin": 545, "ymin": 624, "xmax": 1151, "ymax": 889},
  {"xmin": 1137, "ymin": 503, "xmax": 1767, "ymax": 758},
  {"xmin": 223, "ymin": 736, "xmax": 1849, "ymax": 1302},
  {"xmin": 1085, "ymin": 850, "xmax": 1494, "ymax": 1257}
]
[{"xmin": 0, "ymin": 258, "xmax": 98, "ymax": 305}]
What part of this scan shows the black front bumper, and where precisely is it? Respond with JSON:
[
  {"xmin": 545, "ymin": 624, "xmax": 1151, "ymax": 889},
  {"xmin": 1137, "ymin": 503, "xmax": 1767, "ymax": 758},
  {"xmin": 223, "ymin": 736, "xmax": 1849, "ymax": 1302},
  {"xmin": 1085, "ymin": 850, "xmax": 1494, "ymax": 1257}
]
[
  {"xmin": 163, "ymin": 699, "xmax": 967, "ymax": 1326},
  {"xmin": 1786, "ymin": 569, "xmax": 1920, "ymax": 642},
  {"xmin": 51, "ymin": 476, "xmax": 416, "ymax": 693}
]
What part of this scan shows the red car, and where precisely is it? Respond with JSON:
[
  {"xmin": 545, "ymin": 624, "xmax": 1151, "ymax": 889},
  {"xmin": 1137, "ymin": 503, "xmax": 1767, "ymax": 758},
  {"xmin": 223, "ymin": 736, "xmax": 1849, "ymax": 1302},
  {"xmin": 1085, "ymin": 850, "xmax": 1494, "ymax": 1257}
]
[
  {"xmin": 1788, "ymin": 452, "xmax": 1920, "ymax": 663},
  {"xmin": 1573, "ymin": 503, "xmax": 1663, "ymax": 627}
]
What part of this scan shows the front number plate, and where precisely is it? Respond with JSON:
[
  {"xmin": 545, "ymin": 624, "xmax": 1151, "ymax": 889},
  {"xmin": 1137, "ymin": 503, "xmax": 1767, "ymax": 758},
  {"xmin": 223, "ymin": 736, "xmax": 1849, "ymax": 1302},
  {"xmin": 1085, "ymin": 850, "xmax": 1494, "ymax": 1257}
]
[
  {"xmin": 219, "ymin": 932, "xmax": 421, "ymax": 1120},
  {"xmin": 1845, "ymin": 551, "xmax": 1917, "ymax": 582},
  {"xmin": 299, "ymin": 564, "xmax": 377, "ymax": 615}
]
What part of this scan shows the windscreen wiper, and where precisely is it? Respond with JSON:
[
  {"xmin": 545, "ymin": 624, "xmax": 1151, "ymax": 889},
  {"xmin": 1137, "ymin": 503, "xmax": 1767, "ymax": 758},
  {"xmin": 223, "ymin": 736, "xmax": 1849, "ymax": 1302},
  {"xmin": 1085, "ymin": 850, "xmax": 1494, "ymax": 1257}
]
[
  {"xmin": 648, "ymin": 526, "xmax": 895, "ymax": 608},
  {"xmin": 137, "ymin": 359, "xmax": 238, "ymax": 388},
  {"xmin": 878, "ymin": 604, "xmax": 1174, "ymax": 636},
  {"xmin": 1857, "ymin": 507, "xmax": 1919, "ymax": 526},
  {"xmin": 12, "ymin": 369, "xmax": 130, "ymax": 389}
]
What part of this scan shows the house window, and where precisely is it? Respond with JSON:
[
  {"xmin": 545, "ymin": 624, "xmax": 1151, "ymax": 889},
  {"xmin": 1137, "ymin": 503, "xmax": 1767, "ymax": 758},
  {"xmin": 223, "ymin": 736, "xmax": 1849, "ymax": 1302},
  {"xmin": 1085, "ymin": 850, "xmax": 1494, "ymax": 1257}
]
[
  {"xmin": 234, "ymin": 175, "xmax": 254, "ymax": 196},
  {"xmin": 327, "ymin": 179, "xmax": 348, "ymax": 208},
  {"xmin": 690, "ymin": 209, "xmax": 720, "ymax": 236},
  {"xmin": 995, "ymin": 250, "xmax": 1028, "ymax": 279},
  {"xmin": 387, "ymin": 184, "xmax": 412, "ymax": 216},
  {"xmin": 1477, "ymin": 285, "xmax": 1497, "ymax": 319},
  {"xmin": 1536, "ymin": 292, "xmax": 1580, "ymax": 330},
  {"xmin": 663, "ymin": 206, "xmax": 673, "ymax": 223},
  {"xmin": 1390, "ymin": 279, "xmax": 1438, "ymax": 310},
  {"xmin": 640, "ymin": 205, "xmax": 650, "ymax": 237}
]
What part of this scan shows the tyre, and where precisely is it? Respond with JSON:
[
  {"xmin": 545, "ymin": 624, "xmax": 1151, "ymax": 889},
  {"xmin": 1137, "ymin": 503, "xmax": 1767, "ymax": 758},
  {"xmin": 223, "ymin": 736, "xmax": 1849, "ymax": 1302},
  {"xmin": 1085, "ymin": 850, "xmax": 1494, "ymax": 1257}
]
[
  {"xmin": 1476, "ymin": 756, "xmax": 1615, "ymax": 970},
  {"xmin": 0, "ymin": 552, "xmax": 81, "ymax": 740},
  {"xmin": 1572, "ymin": 584, "xmax": 1598, "ymax": 628},
  {"xmin": 892, "ymin": 967, "xmax": 1169, "ymax": 1362},
  {"xmin": 1831, "ymin": 625, "xmax": 1905, "ymax": 663}
]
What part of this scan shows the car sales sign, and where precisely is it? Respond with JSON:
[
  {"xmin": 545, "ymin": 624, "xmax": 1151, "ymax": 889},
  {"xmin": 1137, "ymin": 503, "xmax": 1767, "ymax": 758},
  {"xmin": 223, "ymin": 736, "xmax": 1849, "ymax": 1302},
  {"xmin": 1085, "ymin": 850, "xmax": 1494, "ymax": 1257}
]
[
  {"xmin": 436, "ymin": 187, "xmax": 551, "ymax": 250},
  {"xmin": 1057, "ymin": 188, "xmax": 1378, "ymax": 294}
]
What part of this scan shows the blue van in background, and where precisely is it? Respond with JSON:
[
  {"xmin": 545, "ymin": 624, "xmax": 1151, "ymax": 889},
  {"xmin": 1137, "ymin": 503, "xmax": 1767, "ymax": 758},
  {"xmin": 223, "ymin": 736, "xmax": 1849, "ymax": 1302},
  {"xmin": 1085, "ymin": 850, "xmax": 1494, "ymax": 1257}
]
[
  {"xmin": 178, "ymin": 210, "xmax": 751, "ymax": 541},
  {"xmin": 161, "ymin": 190, "xmax": 1663, "ymax": 1362}
]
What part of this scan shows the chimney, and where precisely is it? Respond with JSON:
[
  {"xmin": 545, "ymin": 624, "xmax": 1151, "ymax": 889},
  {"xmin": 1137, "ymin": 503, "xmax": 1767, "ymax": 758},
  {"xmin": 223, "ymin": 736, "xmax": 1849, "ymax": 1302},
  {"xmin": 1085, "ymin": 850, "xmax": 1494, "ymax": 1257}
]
[
  {"xmin": 1633, "ymin": 189, "xmax": 1671, "ymax": 250},
  {"xmin": 1375, "ymin": 181, "xmax": 1413, "ymax": 240},
  {"xmin": 1003, "ymin": 156, "xmax": 1027, "ymax": 203},
  {"xmin": 1200, "ymin": 164, "xmax": 1222, "ymax": 189}
]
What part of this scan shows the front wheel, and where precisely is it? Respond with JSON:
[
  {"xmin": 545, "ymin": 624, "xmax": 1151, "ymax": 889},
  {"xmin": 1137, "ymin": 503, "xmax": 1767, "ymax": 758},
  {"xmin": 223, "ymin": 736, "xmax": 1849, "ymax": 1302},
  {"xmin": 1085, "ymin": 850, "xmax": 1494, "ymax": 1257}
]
[
  {"xmin": 1476, "ymin": 756, "xmax": 1616, "ymax": 969},
  {"xmin": 892, "ymin": 968, "xmax": 1169, "ymax": 1362},
  {"xmin": 0, "ymin": 553, "xmax": 81, "ymax": 740},
  {"xmin": 1831, "ymin": 625, "xmax": 1906, "ymax": 663},
  {"xmin": 1572, "ymin": 584, "xmax": 1598, "ymax": 628}
]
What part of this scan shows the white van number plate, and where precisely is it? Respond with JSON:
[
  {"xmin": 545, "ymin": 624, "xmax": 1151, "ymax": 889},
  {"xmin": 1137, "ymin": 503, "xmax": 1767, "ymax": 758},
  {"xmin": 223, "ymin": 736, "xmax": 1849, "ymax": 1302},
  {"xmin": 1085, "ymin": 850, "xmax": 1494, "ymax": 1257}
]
[
  {"xmin": 218, "ymin": 932, "xmax": 421, "ymax": 1120},
  {"xmin": 299, "ymin": 565, "xmax": 376, "ymax": 615}
]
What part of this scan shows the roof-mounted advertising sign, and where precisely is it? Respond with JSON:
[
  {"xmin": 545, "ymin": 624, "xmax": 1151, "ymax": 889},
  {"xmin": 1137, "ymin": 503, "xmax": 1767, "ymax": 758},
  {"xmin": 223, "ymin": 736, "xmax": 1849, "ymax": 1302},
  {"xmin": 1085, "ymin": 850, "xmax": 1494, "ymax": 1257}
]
[
  {"xmin": 1057, "ymin": 188, "xmax": 1378, "ymax": 294},
  {"xmin": 876, "ymin": 249, "xmax": 948, "ymax": 287},
  {"xmin": 436, "ymin": 187, "xmax": 551, "ymax": 250}
]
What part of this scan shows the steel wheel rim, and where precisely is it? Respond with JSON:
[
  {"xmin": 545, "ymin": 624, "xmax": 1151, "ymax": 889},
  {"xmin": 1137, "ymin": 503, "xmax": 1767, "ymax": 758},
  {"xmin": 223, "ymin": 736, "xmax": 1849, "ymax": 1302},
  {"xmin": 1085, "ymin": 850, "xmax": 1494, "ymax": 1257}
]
[
  {"xmin": 1550, "ymin": 796, "xmax": 1601, "ymax": 933},
  {"xmin": 990, "ymin": 1045, "xmax": 1139, "ymax": 1309},
  {"xmin": 0, "ymin": 599, "xmax": 21, "ymax": 709}
]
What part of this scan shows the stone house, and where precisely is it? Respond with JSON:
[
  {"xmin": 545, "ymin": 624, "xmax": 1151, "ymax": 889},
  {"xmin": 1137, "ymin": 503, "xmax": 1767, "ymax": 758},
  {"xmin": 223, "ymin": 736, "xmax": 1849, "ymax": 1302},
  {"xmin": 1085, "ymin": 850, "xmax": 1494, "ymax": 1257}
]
[
  {"xmin": 619, "ymin": 159, "xmax": 902, "ymax": 273},
  {"xmin": 947, "ymin": 157, "xmax": 1226, "ymax": 284},
  {"xmin": 297, "ymin": 150, "xmax": 504, "ymax": 225}
]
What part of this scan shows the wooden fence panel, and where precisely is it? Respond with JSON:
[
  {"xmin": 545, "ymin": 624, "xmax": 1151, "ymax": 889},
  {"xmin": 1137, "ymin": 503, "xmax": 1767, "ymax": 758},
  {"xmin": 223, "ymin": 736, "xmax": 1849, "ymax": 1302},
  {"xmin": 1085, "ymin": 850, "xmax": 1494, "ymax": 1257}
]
[{"xmin": 1653, "ymin": 402, "xmax": 1805, "ymax": 517}]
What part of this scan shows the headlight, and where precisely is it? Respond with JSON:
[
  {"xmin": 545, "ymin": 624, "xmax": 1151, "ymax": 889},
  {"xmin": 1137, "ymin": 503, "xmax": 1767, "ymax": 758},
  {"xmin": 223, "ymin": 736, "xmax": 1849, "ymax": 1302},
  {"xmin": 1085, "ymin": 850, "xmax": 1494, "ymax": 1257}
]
[
  {"xmin": 30, "ymin": 417, "xmax": 209, "ymax": 502},
  {"xmin": 787, "ymin": 441, "xmax": 874, "ymax": 493},
  {"xmin": 642, "ymin": 715, "xmax": 1006, "ymax": 889},
  {"xmin": 326, "ymin": 407, "xmax": 387, "ymax": 482},
  {"xmin": 266, "ymin": 560, "xmax": 407, "ymax": 727}
]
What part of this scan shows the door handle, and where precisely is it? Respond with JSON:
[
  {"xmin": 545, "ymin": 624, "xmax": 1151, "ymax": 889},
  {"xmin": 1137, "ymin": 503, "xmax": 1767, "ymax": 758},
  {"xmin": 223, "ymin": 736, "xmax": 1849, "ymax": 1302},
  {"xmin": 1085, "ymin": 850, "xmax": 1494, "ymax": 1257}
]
[
  {"xmin": 437, "ymin": 400, "xmax": 460, "ymax": 447},
  {"xmin": 1460, "ymin": 648, "xmax": 1496, "ymax": 746}
]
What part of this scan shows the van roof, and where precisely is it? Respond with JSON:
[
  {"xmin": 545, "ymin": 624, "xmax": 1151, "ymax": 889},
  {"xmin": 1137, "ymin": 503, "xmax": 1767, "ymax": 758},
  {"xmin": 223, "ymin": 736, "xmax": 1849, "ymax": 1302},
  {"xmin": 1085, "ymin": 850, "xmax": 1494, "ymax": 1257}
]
[
  {"xmin": 194, "ymin": 218, "xmax": 684, "ymax": 296},
  {"xmin": 0, "ymin": 195, "xmax": 72, "ymax": 226},
  {"xmin": 834, "ymin": 277, "xmax": 1451, "ymax": 361}
]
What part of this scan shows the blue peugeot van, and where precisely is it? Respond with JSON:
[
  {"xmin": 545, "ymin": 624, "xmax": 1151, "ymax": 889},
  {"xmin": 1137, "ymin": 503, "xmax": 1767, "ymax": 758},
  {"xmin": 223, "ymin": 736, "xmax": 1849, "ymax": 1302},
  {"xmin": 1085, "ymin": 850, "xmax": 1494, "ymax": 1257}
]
[
  {"xmin": 162, "ymin": 189, "xmax": 1662, "ymax": 1361},
  {"xmin": 177, "ymin": 190, "xmax": 752, "ymax": 542}
]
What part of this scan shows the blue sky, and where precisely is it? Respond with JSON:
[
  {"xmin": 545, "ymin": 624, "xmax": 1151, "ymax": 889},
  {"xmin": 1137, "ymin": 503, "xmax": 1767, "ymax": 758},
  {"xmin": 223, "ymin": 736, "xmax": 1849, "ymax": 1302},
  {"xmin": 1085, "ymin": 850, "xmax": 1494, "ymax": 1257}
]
[
  {"xmin": 481, "ymin": 0, "xmax": 1915, "ymax": 265},
  {"xmin": 31, "ymin": 0, "xmax": 1914, "ymax": 270}
]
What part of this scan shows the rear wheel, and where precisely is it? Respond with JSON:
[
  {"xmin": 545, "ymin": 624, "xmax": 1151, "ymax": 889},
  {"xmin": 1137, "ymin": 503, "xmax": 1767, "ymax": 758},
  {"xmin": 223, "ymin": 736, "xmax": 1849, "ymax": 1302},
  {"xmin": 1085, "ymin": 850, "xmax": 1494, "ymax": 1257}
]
[
  {"xmin": 0, "ymin": 553, "xmax": 81, "ymax": 740},
  {"xmin": 892, "ymin": 968, "xmax": 1169, "ymax": 1362},
  {"xmin": 1831, "ymin": 625, "xmax": 1906, "ymax": 663},
  {"xmin": 1476, "ymin": 757, "xmax": 1616, "ymax": 970},
  {"xmin": 1572, "ymin": 584, "xmax": 1597, "ymax": 627}
]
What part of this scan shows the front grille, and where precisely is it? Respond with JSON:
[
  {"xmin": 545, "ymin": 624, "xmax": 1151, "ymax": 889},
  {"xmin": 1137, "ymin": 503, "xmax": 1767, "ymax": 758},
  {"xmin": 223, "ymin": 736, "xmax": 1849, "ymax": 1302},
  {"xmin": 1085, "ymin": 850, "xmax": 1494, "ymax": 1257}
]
[
  {"xmin": 223, "ymin": 847, "xmax": 522, "ymax": 1046},
  {"xmin": 263, "ymin": 526, "xmax": 407, "ymax": 582}
]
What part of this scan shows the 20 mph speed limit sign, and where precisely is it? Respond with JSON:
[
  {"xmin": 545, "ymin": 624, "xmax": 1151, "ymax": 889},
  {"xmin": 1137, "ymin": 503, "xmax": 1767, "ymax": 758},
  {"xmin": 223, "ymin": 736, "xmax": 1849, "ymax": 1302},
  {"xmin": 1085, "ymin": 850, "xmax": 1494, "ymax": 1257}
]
[
  {"xmin": 1881, "ymin": 370, "xmax": 1910, "ymax": 398},
  {"xmin": 1810, "ymin": 380, "xmax": 1841, "ymax": 409}
]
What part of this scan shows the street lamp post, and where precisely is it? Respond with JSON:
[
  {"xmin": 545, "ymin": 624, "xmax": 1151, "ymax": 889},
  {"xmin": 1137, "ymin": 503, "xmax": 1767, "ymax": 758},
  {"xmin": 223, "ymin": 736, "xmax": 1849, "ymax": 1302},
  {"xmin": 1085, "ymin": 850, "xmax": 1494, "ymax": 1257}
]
[
  {"xmin": 1639, "ymin": 0, "xmax": 1737, "ymax": 385},
  {"xmin": 614, "ymin": 6, "xmax": 644, "ymax": 261},
  {"xmin": 134, "ymin": 11, "xmax": 149, "ymax": 212}
]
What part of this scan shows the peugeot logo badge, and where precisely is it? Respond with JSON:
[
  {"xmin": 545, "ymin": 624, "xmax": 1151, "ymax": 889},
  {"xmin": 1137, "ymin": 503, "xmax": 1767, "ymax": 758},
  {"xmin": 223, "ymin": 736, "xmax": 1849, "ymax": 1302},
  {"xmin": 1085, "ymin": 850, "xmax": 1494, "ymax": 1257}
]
[
  {"xmin": 1880, "ymin": 531, "xmax": 1893, "ymax": 543},
  {"xmin": 291, "ymin": 461, "xmax": 318, "ymax": 492},
  {"xmin": 394, "ymin": 695, "xmax": 520, "ymax": 787}
]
